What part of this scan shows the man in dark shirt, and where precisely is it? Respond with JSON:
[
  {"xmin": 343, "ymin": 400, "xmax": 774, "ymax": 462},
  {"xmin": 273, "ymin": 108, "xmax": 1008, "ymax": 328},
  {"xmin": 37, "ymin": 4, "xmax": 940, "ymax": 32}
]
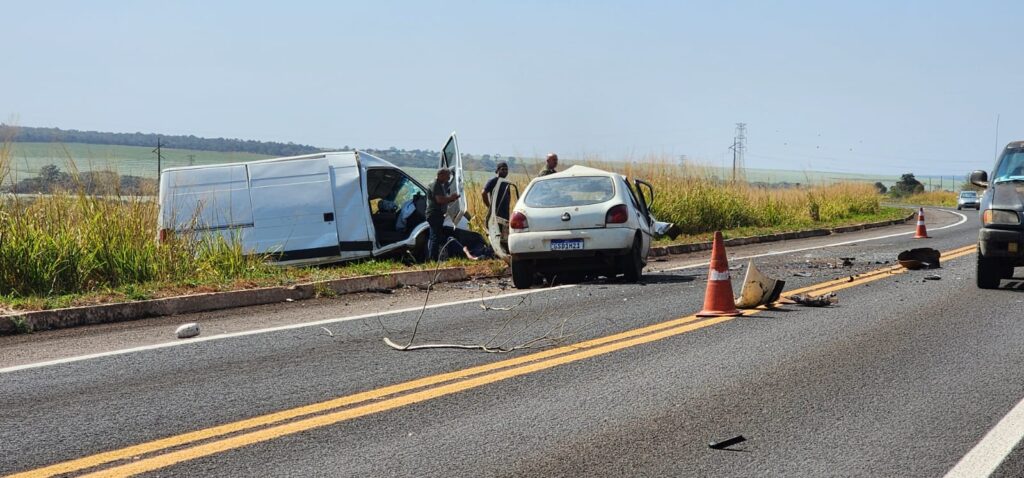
[
  {"xmin": 538, "ymin": 153, "xmax": 558, "ymax": 176},
  {"xmin": 425, "ymin": 168, "xmax": 460, "ymax": 261}
]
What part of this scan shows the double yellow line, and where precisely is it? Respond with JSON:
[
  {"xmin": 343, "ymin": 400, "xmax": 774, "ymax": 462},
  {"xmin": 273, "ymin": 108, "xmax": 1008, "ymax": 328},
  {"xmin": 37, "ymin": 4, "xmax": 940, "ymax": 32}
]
[{"xmin": 11, "ymin": 244, "xmax": 977, "ymax": 478}]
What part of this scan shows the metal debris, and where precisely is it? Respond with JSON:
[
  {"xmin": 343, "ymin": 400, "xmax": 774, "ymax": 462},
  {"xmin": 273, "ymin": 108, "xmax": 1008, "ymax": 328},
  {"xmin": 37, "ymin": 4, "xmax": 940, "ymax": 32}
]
[
  {"xmin": 793, "ymin": 272, "xmax": 812, "ymax": 278},
  {"xmin": 709, "ymin": 435, "xmax": 747, "ymax": 450},
  {"xmin": 898, "ymin": 248, "xmax": 941, "ymax": 270},
  {"xmin": 789, "ymin": 292, "xmax": 837, "ymax": 307}
]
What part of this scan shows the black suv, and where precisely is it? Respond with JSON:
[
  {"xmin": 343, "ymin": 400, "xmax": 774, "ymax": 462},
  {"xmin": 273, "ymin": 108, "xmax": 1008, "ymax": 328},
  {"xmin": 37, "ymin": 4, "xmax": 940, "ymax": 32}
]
[{"xmin": 970, "ymin": 141, "xmax": 1024, "ymax": 289}]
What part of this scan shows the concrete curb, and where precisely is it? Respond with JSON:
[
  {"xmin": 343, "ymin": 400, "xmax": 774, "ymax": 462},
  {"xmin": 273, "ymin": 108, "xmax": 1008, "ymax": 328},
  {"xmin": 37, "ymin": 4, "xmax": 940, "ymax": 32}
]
[
  {"xmin": 0, "ymin": 211, "xmax": 915, "ymax": 335},
  {"xmin": 0, "ymin": 268, "xmax": 466, "ymax": 335}
]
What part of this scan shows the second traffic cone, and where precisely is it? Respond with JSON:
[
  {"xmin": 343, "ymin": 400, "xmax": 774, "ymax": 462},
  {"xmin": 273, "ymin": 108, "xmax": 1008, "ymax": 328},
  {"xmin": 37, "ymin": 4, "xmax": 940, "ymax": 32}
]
[
  {"xmin": 697, "ymin": 231, "xmax": 742, "ymax": 317},
  {"xmin": 913, "ymin": 207, "xmax": 930, "ymax": 239}
]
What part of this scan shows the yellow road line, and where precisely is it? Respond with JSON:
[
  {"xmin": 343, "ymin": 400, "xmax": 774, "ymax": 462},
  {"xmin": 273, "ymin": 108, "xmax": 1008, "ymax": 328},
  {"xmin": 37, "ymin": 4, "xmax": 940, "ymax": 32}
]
[{"xmin": 10, "ymin": 244, "xmax": 978, "ymax": 478}]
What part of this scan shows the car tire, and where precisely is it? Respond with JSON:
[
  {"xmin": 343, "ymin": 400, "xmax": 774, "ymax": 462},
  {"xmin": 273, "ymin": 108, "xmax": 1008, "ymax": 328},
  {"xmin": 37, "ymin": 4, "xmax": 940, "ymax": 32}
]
[
  {"xmin": 622, "ymin": 235, "xmax": 644, "ymax": 283},
  {"xmin": 511, "ymin": 258, "xmax": 534, "ymax": 289},
  {"xmin": 977, "ymin": 251, "xmax": 1011, "ymax": 289},
  {"xmin": 956, "ymin": 206, "xmax": 961, "ymax": 210}
]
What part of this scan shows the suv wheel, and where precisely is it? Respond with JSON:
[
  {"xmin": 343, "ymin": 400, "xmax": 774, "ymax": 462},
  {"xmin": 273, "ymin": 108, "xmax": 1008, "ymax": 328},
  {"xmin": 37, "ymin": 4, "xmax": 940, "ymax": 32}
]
[{"xmin": 977, "ymin": 251, "xmax": 1011, "ymax": 289}]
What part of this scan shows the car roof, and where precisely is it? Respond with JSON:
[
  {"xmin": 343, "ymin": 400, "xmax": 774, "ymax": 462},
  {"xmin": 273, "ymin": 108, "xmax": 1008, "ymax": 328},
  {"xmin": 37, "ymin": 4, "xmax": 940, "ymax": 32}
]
[{"xmin": 537, "ymin": 164, "xmax": 622, "ymax": 179}]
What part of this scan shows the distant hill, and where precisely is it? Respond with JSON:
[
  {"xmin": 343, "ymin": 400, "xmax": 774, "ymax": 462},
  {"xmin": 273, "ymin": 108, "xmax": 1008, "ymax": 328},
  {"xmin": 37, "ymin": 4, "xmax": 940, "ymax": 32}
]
[
  {"xmin": 1, "ymin": 124, "xmax": 321, "ymax": 157},
  {"xmin": 0, "ymin": 125, "xmax": 524, "ymax": 173}
]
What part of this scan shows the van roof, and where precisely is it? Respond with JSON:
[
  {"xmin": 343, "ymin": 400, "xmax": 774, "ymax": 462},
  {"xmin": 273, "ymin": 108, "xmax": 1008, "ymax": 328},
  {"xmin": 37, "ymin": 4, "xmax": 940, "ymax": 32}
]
[{"xmin": 160, "ymin": 150, "xmax": 396, "ymax": 173}]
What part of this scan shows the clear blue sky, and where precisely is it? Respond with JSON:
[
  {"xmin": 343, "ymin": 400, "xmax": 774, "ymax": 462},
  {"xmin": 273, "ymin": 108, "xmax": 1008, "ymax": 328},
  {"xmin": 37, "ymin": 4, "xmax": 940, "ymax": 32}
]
[{"xmin": 3, "ymin": 0, "xmax": 1022, "ymax": 175}]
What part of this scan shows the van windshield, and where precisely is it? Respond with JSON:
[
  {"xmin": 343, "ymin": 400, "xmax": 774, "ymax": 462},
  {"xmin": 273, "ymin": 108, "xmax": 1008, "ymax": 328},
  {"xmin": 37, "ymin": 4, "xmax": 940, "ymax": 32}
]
[{"xmin": 524, "ymin": 177, "xmax": 615, "ymax": 208}]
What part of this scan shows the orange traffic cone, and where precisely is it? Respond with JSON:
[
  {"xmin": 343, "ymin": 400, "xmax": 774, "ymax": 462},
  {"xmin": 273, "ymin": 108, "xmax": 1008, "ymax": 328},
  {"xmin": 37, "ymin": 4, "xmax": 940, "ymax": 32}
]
[
  {"xmin": 913, "ymin": 207, "xmax": 930, "ymax": 239},
  {"xmin": 697, "ymin": 231, "xmax": 742, "ymax": 317}
]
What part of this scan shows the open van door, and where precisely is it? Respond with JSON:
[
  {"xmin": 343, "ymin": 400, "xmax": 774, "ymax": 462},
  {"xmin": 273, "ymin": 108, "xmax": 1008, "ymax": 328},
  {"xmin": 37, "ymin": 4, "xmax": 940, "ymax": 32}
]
[{"xmin": 439, "ymin": 132, "xmax": 467, "ymax": 224}]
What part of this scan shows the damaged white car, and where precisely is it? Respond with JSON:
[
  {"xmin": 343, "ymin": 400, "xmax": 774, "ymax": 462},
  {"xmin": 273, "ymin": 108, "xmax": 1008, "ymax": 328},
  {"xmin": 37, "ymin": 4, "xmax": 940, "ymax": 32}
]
[{"xmin": 507, "ymin": 165, "xmax": 678, "ymax": 288}]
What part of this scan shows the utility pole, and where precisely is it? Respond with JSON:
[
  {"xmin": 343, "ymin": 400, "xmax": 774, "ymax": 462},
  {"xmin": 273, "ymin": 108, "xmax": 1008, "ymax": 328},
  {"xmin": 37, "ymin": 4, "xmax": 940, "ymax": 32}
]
[
  {"xmin": 730, "ymin": 123, "xmax": 747, "ymax": 182},
  {"xmin": 153, "ymin": 137, "xmax": 163, "ymax": 192},
  {"xmin": 187, "ymin": 154, "xmax": 195, "ymax": 166}
]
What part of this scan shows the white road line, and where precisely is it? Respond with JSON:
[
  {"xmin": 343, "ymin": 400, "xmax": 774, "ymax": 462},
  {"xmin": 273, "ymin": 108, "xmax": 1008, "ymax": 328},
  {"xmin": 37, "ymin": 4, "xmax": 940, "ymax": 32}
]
[
  {"xmin": 0, "ymin": 285, "xmax": 574, "ymax": 374},
  {"xmin": 0, "ymin": 208, "xmax": 972, "ymax": 375},
  {"xmin": 944, "ymin": 395, "xmax": 1024, "ymax": 477}
]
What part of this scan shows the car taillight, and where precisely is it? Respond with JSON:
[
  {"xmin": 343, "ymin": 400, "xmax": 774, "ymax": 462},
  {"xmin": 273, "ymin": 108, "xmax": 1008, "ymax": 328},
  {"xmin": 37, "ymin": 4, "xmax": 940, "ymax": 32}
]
[
  {"xmin": 605, "ymin": 204, "xmax": 628, "ymax": 224},
  {"xmin": 510, "ymin": 211, "xmax": 528, "ymax": 230}
]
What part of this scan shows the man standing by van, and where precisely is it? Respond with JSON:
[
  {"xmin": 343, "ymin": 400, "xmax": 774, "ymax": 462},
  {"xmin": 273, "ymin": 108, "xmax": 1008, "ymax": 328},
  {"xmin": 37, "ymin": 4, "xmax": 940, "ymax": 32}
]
[
  {"xmin": 426, "ymin": 168, "xmax": 460, "ymax": 261},
  {"xmin": 538, "ymin": 153, "xmax": 558, "ymax": 176}
]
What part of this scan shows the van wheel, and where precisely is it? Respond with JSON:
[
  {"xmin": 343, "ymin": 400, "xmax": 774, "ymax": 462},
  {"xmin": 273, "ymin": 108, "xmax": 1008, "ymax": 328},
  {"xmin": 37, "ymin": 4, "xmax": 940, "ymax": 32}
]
[
  {"xmin": 977, "ymin": 251, "xmax": 1011, "ymax": 289},
  {"xmin": 622, "ymin": 235, "xmax": 644, "ymax": 283},
  {"xmin": 511, "ymin": 258, "xmax": 534, "ymax": 289}
]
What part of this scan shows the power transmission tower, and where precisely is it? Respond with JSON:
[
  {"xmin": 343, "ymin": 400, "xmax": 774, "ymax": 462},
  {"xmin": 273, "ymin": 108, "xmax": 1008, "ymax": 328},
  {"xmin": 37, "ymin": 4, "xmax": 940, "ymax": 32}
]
[{"xmin": 730, "ymin": 123, "xmax": 747, "ymax": 182}]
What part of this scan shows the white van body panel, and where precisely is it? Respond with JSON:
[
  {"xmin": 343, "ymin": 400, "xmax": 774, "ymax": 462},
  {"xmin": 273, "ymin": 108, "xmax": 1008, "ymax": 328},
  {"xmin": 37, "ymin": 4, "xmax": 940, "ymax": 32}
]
[
  {"xmin": 158, "ymin": 140, "xmax": 468, "ymax": 266},
  {"xmin": 247, "ymin": 156, "xmax": 340, "ymax": 256}
]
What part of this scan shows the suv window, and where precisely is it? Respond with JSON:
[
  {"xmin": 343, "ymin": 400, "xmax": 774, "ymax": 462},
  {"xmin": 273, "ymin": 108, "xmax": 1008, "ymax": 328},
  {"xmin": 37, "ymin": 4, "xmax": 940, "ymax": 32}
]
[{"xmin": 524, "ymin": 177, "xmax": 615, "ymax": 208}]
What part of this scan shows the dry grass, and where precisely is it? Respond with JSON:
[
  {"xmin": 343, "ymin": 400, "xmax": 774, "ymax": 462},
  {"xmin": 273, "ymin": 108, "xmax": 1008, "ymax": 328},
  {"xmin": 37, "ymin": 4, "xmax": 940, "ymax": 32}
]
[{"xmin": 1, "ymin": 144, "xmax": 896, "ymax": 310}]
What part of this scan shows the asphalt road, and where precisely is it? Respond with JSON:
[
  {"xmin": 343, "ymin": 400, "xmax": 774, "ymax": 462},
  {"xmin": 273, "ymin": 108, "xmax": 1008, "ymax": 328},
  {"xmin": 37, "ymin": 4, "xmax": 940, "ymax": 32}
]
[{"xmin": 4, "ymin": 207, "xmax": 1023, "ymax": 477}]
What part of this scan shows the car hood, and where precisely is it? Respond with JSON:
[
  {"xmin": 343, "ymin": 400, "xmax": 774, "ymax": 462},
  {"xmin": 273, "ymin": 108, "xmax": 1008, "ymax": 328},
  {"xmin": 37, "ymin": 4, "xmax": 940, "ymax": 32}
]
[{"xmin": 990, "ymin": 183, "xmax": 1024, "ymax": 211}]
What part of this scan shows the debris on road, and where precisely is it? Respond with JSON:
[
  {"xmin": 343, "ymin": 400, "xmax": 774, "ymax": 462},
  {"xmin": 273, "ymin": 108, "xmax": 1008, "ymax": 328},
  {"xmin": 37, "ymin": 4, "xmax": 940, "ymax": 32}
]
[
  {"xmin": 924, "ymin": 275, "xmax": 941, "ymax": 281},
  {"xmin": 793, "ymin": 272, "xmax": 812, "ymax": 278},
  {"xmin": 175, "ymin": 322, "xmax": 200, "ymax": 339},
  {"xmin": 898, "ymin": 248, "xmax": 940, "ymax": 270},
  {"xmin": 789, "ymin": 292, "xmax": 837, "ymax": 307},
  {"xmin": 839, "ymin": 257, "xmax": 855, "ymax": 267},
  {"xmin": 709, "ymin": 435, "xmax": 747, "ymax": 450},
  {"xmin": 366, "ymin": 287, "xmax": 395, "ymax": 294},
  {"xmin": 735, "ymin": 261, "xmax": 786, "ymax": 309}
]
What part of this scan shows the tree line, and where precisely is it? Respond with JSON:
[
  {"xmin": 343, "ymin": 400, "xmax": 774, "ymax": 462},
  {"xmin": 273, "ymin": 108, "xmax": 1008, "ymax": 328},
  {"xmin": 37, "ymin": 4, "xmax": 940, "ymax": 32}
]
[{"xmin": 1, "ymin": 124, "xmax": 322, "ymax": 157}]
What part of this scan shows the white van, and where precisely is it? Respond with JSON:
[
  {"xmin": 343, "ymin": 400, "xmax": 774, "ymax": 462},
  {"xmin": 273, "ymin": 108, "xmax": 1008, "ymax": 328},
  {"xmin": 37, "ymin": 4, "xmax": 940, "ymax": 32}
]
[{"xmin": 157, "ymin": 133, "xmax": 470, "ymax": 266}]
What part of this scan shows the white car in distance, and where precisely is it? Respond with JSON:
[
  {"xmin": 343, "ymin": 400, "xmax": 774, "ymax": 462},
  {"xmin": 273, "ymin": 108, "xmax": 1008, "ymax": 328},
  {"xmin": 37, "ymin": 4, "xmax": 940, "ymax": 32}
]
[{"xmin": 507, "ymin": 165, "xmax": 673, "ymax": 289}]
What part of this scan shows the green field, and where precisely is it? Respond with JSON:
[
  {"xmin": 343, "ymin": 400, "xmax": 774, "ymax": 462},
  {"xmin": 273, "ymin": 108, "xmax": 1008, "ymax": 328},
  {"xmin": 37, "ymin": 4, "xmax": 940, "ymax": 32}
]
[
  {"xmin": 5, "ymin": 141, "xmax": 960, "ymax": 191},
  {"xmin": 3, "ymin": 142, "xmax": 273, "ymax": 185}
]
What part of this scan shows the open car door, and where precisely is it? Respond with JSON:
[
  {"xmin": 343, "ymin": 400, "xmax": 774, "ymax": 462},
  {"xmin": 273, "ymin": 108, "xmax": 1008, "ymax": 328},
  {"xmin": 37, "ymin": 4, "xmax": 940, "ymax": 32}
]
[
  {"xmin": 486, "ymin": 178, "xmax": 518, "ymax": 258},
  {"xmin": 439, "ymin": 132, "xmax": 467, "ymax": 225},
  {"xmin": 634, "ymin": 178, "xmax": 680, "ymax": 240}
]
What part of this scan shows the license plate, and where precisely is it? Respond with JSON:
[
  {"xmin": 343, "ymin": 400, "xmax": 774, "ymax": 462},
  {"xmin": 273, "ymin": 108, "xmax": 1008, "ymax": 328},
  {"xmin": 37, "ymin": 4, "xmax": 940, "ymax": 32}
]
[{"xmin": 550, "ymin": 239, "xmax": 584, "ymax": 251}]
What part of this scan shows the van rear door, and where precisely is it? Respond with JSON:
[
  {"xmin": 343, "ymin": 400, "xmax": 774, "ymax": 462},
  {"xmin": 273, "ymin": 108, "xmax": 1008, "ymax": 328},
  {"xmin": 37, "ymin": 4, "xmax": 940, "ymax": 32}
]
[
  {"xmin": 248, "ymin": 157, "xmax": 340, "ymax": 261},
  {"xmin": 158, "ymin": 164, "xmax": 253, "ymax": 245},
  {"xmin": 439, "ymin": 132, "xmax": 467, "ymax": 224}
]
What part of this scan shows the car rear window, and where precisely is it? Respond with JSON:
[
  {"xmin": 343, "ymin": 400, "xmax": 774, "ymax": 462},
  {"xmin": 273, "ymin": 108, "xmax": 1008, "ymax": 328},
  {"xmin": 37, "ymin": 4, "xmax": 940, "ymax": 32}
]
[{"xmin": 523, "ymin": 176, "xmax": 615, "ymax": 208}]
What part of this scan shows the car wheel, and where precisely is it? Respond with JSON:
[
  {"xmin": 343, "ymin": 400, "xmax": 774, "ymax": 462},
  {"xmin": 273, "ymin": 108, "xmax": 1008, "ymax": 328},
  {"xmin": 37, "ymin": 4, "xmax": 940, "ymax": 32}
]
[
  {"xmin": 511, "ymin": 257, "xmax": 534, "ymax": 289},
  {"xmin": 977, "ymin": 251, "xmax": 1011, "ymax": 289},
  {"xmin": 956, "ymin": 206, "xmax": 961, "ymax": 210},
  {"xmin": 622, "ymin": 235, "xmax": 644, "ymax": 283}
]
